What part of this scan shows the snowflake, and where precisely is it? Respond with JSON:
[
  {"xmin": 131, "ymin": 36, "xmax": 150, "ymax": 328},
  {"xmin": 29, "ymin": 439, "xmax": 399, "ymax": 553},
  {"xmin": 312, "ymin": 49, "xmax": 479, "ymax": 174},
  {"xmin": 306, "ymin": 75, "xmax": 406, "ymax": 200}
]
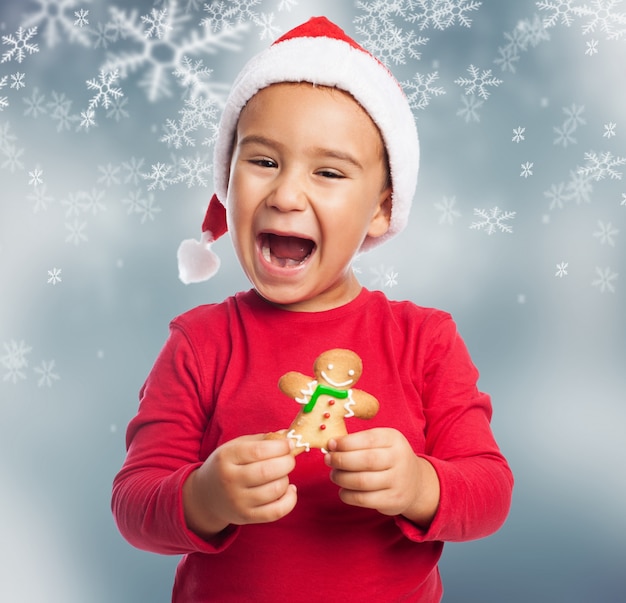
[
  {"xmin": 82, "ymin": 188, "xmax": 106, "ymax": 215},
  {"xmin": 455, "ymin": 64, "xmax": 503, "ymax": 100},
  {"xmin": 78, "ymin": 108, "xmax": 97, "ymax": 131},
  {"xmin": 143, "ymin": 162, "xmax": 175, "ymax": 190},
  {"xmin": 65, "ymin": 219, "xmax": 88, "ymax": 245},
  {"xmin": 0, "ymin": 121, "xmax": 17, "ymax": 153},
  {"xmin": 553, "ymin": 121, "xmax": 578, "ymax": 147},
  {"xmin": 593, "ymin": 220, "xmax": 619, "ymax": 246},
  {"xmin": 0, "ymin": 95, "xmax": 8, "ymax": 112},
  {"xmin": 1, "ymin": 144, "xmax": 25, "ymax": 172},
  {"xmin": 176, "ymin": 156, "xmax": 211, "ymax": 187},
  {"xmin": 512, "ymin": 126, "xmax": 526, "ymax": 142},
  {"xmin": 74, "ymin": 9, "xmax": 89, "ymax": 27},
  {"xmin": 494, "ymin": 15, "xmax": 550, "ymax": 72},
  {"xmin": 544, "ymin": 182, "xmax": 571, "ymax": 210},
  {"xmin": 23, "ymin": 87, "xmax": 47, "ymax": 118},
  {"xmin": 470, "ymin": 206, "xmax": 516, "ymax": 235},
  {"xmin": 579, "ymin": 150, "xmax": 626, "ymax": 180},
  {"xmin": 47, "ymin": 267, "xmax": 62, "ymax": 284},
  {"xmin": 162, "ymin": 95, "xmax": 218, "ymax": 149},
  {"xmin": 201, "ymin": 0, "xmax": 261, "ymax": 32},
  {"xmin": 104, "ymin": 2, "xmax": 247, "ymax": 102},
  {"xmin": 370, "ymin": 264, "xmax": 398, "ymax": 289},
  {"xmin": 434, "ymin": 195, "xmax": 462, "ymax": 225},
  {"xmin": 573, "ymin": 0, "xmax": 626, "ymax": 40},
  {"xmin": 136, "ymin": 195, "xmax": 162, "ymax": 223},
  {"xmin": 121, "ymin": 189, "xmax": 146, "ymax": 214},
  {"xmin": 1, "ymin": 26, "xmax": 40, "ymax": 64},
  {"xmin": 563, "ymin": 103, "xmax": 587, "ymax": 128},
  {"xmin": 520, "ymin": 161, "xmax": 534, "ymax": 178},
  {"xmin": 603, "ymin": 121, "xmax": 617, "ymax": 138},
  {"xmin": 10, "ymin": 72, "xmax": 26, "ymax": 90},
  {"xmin": 585, "ymin": 38, "xmax": 600, "ymax": 54},
  {"xmin": 121, "ymin": 156, "xmax": 145, "ymax": 185},
  {"xmin": 622, "ymin": 193, "xmax": 626, "ymax": 205},
  {"xmin": 86, "ymin": 69, "xmax": 123, "ymax": 110},
  {"xmin": 28, "ymin": 185, "xmax": 54, "ymax": 213},
  {"xmin": 537, "ymin": 0, "xmax": 578, "ymax": 28},
  {"xmin": 34, "ymin": 360, "xmax": 60, "ymax": 388},
  {"xmin": 1, "ymin": 340, "xmax": 32, "ymax": 384},
  {"xmin": 355, "ymin": 1, "xmax": 429, "ymax": 66},
  {"xmin": 406, "ymin": 0, "xmax": 482, "ymax": 31},
  {"xmin": 142, "ymin": 8, "xmax": 172, "ymax": 39},
  {"xmin": 402, "ymin": 71, "xmax": 446, "ymax": 111},
  {"xmin": 28, "ymin": 167, "xmax": 44, "ymax": 187},
  {"xmin": 565, "ymin": 169, "xmax": 595, "ymax": 204},
  {"xmin": 456, "ymin": 94, "xmax": 483, "ymax": 123},
  {"xmin": 173, "ymin": 55, "xmax": 212, "ymax": 99},
  {"xmin": 97, "ymin": 163, "xmax": 121, "ymax": 187},
  {"xmin": 21, "ymin": 0, "xmax": 91, "ymax": 47},
  {"xmin": 555, "ymin": 261, "xmax": 569, "ymax": 277},
  {"xmin": 591, "ymin": 266, "xmax": 618, "ymax": 293},
  {"xmin": 255, "ymin": 12, "xmax": 281, "ymax": 40}
]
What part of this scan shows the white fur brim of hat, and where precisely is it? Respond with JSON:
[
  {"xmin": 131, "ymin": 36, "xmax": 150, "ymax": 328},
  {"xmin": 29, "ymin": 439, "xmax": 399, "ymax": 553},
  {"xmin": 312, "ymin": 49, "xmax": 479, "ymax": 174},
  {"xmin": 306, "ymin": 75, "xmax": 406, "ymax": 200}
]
[{"xmin": 213, "ymin": 35, "xmax": 420, "ymax": 252}]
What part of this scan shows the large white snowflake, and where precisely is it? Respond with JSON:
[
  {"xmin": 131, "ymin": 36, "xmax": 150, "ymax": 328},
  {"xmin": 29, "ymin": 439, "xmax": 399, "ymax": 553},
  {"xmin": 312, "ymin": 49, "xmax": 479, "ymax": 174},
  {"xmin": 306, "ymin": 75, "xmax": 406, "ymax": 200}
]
[
  {"xmin": 103, "ymin": 1, "xmax": 248, "ymax": 102},
  {"xmin": 455, "ymin": 64, "xmax": 503, "ymax": 100},
  {"xmin": 470, "ymin": 207, "xmax": 516, "ymax": 234},
  {"xmin": 579, "ymin": 150, "xmax": 626, "ymax": 180},
  {"xmin": 21, "ymin": 0, "xmax": 91, "ymax": 47},
  {"xmin": 402, "ymin": 71, "xmax": 446, "ymax": 111},
  {"xmin": 537, "ymin": 0, "xmax": 579, "ymax": 28},
  {"xmin": 573, "ymin": 0, "xmax": 626, "ymax": 39},
  {"xmin": 86, "ymin": 70, "xmax": 124, "ymax": 110},
  {"xmin": 1, "ymin": 27, "xmax": 40, "ymax": 64}
]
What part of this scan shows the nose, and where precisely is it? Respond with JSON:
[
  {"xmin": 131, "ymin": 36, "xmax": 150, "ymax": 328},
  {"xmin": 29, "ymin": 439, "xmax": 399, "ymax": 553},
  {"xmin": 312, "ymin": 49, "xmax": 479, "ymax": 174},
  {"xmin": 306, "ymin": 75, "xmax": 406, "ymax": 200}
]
[{"xmin": 266, "ymin": 168, "xmax": 307, "ymax": 212}]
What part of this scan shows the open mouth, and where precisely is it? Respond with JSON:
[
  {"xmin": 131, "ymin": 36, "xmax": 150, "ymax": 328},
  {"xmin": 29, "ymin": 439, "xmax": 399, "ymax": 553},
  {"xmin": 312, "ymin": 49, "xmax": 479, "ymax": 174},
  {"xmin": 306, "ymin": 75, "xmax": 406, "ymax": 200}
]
[{"xmin": 260, "ymin": 233, "xmax": 316, "ymax": 268}]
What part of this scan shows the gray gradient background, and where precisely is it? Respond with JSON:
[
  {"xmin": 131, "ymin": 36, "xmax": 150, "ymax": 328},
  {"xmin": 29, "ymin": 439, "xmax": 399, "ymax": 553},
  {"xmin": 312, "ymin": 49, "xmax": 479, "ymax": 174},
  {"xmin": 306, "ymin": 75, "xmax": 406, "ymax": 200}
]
[{"xmin": 1, "ymin": 1, "xmax": 624, "ymax": 601}]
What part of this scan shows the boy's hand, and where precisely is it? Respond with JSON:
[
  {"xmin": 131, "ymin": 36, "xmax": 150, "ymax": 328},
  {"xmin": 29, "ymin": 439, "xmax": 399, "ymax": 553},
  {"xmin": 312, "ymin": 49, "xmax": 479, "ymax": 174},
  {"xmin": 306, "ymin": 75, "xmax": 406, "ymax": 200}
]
[
  {"xmin": 183, "ymin": 434, "xmax": 297, "ymax": 539},
  {"xmin": 324, "ymin": 428, "xmax": 440, "ymax": 528}
]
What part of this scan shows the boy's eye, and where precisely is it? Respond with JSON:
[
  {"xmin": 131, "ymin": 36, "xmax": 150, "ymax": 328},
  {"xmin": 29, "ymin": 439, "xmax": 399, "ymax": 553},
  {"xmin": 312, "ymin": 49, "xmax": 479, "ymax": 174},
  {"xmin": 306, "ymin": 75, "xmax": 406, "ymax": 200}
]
[
  {"xmin": 250, "ymin": 158, "xmax": 276, "ymax": 168},
  {"xmin": 317, "ymin": 170, "xmax": 344, "ymax": 179}
]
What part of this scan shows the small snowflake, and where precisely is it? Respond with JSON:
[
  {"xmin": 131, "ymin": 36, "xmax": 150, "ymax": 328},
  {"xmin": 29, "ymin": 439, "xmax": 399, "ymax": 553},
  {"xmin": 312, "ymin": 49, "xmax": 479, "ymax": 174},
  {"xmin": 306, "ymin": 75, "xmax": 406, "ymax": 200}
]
[
  {"xmin": 457, "ymin": 94, "xmax": 484, "ymax": 123},
  {"xmin": 28, "ymin": 167, "xmax": 44, "ymax": 187},
  {"xmin": 370, "ymin": 264, "xmax": 398, "ymax": 289},
  {"xmin": 1, "ymin": 26, "xmax": 39, "ymax": 64},
  {"xmin": 10, "ymin": 72, "xmax": 26, "ymax": 90},
  {"xmin": 603, "ymin": 122, "xmax": 617, "ymax": 138},
  {"xmin": 86, "ymin": 70, "xmax": 123, "ymax": 110},
  {"xmin": 176, "ymin": 156, "xmax": 211, "ymax": 188},
  {"xmin": 520, "ymin": 161, "xmax": 534, "ymax": 178},
  {"xmin": 591, "ymin": 266, "xmax": 618, "ymax": 293},
  {"xmin": 255, "ymin": 12, "xmax": 281, "ymax": 40},
  {"xmin": 47, "ymin": 267, "xmax": 62, "ymax": 285},
  {"xmin": 622, "ymin": 193, "xmax": 626, "ymax": 205},
  {"xmin": 470, "ymin": 206, "xmax": 516, "ymax": 235},
  {"xmin": 593, "ymin": 220, "xmax": 619, "ymax": 246},
  {"xmin": 579, "ymin": 150, "xmax": 626, "ymax": 181},
  {"xmin": 512, "ymin": 126, "xmax": 526, "ymax": 142},
  {"xmin": 97, "ymin": 163, "xmax": 121, "ymax": 187},
  {"xmin": 136, "ymin": 195, "xmax": 162, "ymax": 223},
  {"xmin": 74, "ymin": 9, "xmax": 89, "ymax": 28},
  {"xmin": 143, "ymin": 162, "xmax": 174, "ymax": 191},
  {"xmin": 65, "ymin": 220, "xmax": 88, "ymax": 245},
  {"xmin": 78, "ymin": 108, "xmax": 97, "ymax": 131},
  {"xmin": 555, "ymin": 261, "xmax": 569, "ymax": 277},
  {"xmin": 28, "ymin": 185, "xmax": 54, "ymax": 213},
  {"xmin": 454, "ymin": 64, "xmax": 503, "ymax": 100},
  {"xmin": 434, "ymin": 196, "xmax": 462, "ymax": 225},
  {"xmin": 23, "ymin": 87, "xmax": 47, "ymax": 118},
  {"xmin": 141, "ymin": 8, "xmax": 172, "ymax": 39},
  {"xmin": 34, "ymin": 360, "xmax": 60, "ymax": 388},
  {"xmin": 585, "ymin": 38, "xmax": 599, "ymax": 54}
]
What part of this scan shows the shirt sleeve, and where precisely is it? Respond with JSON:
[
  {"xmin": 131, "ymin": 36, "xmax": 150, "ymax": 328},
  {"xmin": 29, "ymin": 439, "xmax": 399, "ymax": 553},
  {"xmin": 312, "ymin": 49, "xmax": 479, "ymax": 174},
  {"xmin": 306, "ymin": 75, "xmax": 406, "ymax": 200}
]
[
  {"xmin": 395, "ymin": 313, "xmax": 514, "ymax": 543},
  {"xmin": 111, "ymin": 322, "xmax": 239, "ymax": 555}
]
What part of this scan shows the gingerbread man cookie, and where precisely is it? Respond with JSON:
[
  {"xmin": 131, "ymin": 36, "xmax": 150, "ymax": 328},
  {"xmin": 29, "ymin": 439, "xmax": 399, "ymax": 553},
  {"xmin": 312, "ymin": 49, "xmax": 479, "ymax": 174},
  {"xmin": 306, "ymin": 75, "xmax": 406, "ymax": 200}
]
[{"xmin": 265, "ymin": 349, "xmax": 379, "ymax": 455}]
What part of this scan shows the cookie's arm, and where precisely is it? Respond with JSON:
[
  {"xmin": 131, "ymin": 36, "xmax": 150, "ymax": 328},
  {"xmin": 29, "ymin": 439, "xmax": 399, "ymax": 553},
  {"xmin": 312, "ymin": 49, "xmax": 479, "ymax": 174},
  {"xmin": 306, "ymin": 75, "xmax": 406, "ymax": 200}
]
[
  {"xmin": 278, "ymin": 372, "xmax": 315, "ymax": 402},
  {"xmin": 349, "ymin": 390, "xmax": 380, "ymax": 419}
]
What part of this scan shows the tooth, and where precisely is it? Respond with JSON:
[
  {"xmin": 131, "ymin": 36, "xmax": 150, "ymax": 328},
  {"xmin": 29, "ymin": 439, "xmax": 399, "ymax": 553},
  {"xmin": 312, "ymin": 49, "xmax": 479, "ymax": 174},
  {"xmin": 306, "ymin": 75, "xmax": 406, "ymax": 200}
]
[{"xmin": 262, "ymin": 243, "xmax": 271, "ymax": 263}]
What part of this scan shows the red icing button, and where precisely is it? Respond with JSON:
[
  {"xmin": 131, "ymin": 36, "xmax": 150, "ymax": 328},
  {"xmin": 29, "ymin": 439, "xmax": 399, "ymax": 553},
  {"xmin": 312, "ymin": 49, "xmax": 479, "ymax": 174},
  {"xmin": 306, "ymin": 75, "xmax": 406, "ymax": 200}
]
[
  {"xmin": 323, "ymin": 412, "xmax": 331, "ymax": 418},
  {"xmin": 320, "ymin": 424, "xmax": 326, "ymax": 430},
  {"xmin": 328, "ymin": 399, "xmax": 335, "ymax": 406}
]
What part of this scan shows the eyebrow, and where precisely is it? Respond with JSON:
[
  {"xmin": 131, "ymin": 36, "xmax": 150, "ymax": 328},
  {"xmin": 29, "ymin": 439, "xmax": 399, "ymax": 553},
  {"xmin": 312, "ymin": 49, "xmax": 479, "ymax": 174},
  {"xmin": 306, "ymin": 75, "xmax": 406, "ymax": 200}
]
[{"xmin": 238, "ymin": 135, "xmax": 364, "ymax": 170}]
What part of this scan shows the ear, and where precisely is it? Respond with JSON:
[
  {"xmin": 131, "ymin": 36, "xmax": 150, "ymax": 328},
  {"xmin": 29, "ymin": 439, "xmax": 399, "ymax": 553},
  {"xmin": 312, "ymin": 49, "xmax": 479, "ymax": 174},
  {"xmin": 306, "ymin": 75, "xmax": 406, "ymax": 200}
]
[{"xmin": 367, "ymin": 186, "xmax": 392, "ymax": 239}]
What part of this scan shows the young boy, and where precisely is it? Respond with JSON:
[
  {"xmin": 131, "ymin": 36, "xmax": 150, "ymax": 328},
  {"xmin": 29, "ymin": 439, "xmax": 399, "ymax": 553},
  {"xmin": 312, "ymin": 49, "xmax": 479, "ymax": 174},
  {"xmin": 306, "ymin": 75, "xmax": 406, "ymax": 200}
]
[{"xmin": 112, "ymin": 17, "xmax": 513, "ymax": 602}]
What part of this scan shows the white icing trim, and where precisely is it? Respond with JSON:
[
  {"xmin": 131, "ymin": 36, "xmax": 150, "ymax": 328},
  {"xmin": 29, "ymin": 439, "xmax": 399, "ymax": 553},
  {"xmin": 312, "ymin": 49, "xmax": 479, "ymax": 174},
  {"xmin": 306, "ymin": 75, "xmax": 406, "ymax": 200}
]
[
  {"xmin": 343, "ymin": 390, "xmax": 356, "ymax": 418},
  {"xmin": 287, "ymin": 429, "xmax": 310, "ymax": 452},
  {"xmin": 295, "ymin": 379, "xmax": 317, "ymax": 405}
]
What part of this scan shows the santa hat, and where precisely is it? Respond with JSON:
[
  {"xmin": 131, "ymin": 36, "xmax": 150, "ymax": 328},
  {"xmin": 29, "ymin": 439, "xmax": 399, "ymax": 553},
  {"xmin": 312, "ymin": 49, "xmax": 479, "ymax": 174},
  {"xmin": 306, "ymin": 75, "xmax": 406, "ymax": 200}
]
[{"xmin": 177, "ymin": 16, "xmax": 419, "ymax": 284}]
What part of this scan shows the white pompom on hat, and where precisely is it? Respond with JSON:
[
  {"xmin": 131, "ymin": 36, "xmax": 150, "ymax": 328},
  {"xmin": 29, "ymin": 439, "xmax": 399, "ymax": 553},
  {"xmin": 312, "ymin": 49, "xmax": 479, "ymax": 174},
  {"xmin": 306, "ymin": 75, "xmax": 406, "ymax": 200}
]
[{"xmin": 177, "ymin": 16, "xmax": 419, "ymax": 284}]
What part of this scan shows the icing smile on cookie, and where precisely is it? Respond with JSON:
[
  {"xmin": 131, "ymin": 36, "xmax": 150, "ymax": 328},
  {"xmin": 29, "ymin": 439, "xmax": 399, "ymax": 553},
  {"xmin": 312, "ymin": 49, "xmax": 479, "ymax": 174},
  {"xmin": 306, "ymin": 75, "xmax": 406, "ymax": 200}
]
[
  {"xmin": 320, "ymin": 371, "xmax": 354, "ymax": 388},
  {"xmin": 259, "ymin": 233, "xmax": 316, "ymax": 268}
]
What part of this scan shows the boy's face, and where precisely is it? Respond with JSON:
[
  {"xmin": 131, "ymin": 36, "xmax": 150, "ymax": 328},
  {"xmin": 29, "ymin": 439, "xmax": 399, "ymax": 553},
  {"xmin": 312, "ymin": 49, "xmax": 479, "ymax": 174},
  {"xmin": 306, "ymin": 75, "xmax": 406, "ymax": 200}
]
[{"xmin": 227, "ymin": 82, "xmax": 391, "ymax": 312}]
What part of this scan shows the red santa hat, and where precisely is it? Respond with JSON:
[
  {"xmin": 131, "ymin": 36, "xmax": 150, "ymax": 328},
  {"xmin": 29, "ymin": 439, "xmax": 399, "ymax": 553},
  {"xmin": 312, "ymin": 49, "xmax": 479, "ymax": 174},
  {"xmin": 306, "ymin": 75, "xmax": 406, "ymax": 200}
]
[{"xmin": 177, "ymin": 16, "xmax": 420, "ymax": 284}]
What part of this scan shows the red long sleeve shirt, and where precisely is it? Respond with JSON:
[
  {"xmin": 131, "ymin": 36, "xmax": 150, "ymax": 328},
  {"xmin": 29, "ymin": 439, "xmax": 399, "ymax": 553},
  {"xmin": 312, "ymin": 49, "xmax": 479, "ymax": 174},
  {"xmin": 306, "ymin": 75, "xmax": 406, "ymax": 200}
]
[{"xmin": 112, "ymin": 288, "xmax": 513, "ymax": 602}]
